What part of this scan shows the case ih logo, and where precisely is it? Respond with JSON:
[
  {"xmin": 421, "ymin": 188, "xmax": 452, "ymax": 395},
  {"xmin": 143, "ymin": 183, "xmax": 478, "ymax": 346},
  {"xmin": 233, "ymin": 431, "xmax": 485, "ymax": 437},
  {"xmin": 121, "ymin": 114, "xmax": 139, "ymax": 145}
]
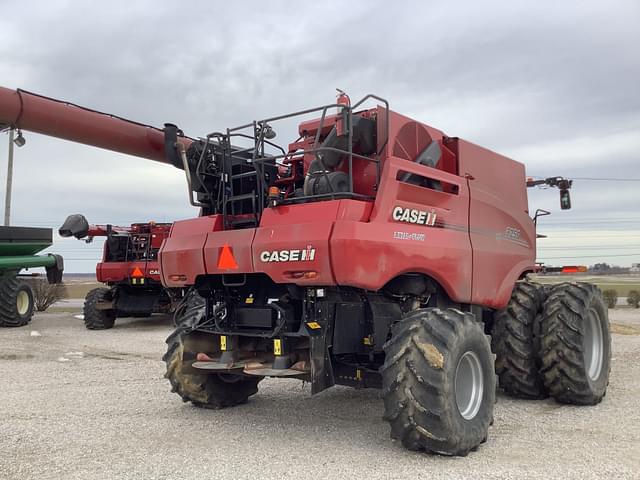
[
  {"xmin": 260, "ymin": 245, "xmax": 316, "ymax": 263},
  {"xmin": 392, "ymin": 206, "xmax": 437, "ymax": 227}
]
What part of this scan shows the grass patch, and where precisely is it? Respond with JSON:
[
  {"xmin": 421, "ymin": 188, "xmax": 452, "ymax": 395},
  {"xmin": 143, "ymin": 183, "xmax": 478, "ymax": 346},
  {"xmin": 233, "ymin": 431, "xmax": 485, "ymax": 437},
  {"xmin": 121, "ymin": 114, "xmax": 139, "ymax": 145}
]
[
  {"xmin": 532, "ymin": 275, "xmax": 640, "ymax": 296},
  {"xmin": 610, "ymin": 323, "xmax": 640, "ymax": 335},
  {"xmin": 62, "ymin": 282, "xmax": 102, "ymax": 299}
]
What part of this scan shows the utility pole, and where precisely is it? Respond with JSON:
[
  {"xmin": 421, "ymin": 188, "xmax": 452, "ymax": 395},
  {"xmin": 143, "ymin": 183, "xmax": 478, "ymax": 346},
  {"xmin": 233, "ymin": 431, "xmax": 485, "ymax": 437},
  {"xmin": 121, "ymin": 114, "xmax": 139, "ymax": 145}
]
[{"xmin": 4, "ymin": 128, "xmax": 14, "ymax": 226}]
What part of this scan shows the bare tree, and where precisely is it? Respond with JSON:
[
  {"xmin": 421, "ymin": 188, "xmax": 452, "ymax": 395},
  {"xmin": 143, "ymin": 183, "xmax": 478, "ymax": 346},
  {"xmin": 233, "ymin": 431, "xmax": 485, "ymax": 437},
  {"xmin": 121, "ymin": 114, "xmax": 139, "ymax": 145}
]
[{"xmin": 30, "ymin": 279, "xmax": 68, "ymax": 312}]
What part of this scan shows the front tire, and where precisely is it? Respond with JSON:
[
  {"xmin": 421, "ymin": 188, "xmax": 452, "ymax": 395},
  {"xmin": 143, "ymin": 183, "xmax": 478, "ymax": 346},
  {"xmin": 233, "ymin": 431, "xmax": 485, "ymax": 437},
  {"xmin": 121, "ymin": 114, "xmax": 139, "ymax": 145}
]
[
  {"xmin": 163, "ymin": 292, "xmax": 261, "ymax": 408},
  {"xmin": 381, "ymin": 308, "xmax": 495, "ymax": 456},
  {"xmin": 540, "ymin": 283, "xmax": 611, "ymax": 405},
  {"xmin": 83, "ymin": 287, "xmax": 116, "ymax": 330},
  {"xmin": 0, "ymin": 277, "xmax": 35, "ymax": 327}
]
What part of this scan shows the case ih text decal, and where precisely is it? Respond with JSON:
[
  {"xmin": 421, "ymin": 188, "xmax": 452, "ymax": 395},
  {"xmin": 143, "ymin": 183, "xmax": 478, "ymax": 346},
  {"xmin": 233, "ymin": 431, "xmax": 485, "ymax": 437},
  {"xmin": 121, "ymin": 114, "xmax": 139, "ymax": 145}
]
[
  {"xmin": 260, "ymin": 245, "xmax": 316, "ymax": 262},
  {"xmin": 392, "ymin": 206, "xmax": 437, "ymax": 227}
]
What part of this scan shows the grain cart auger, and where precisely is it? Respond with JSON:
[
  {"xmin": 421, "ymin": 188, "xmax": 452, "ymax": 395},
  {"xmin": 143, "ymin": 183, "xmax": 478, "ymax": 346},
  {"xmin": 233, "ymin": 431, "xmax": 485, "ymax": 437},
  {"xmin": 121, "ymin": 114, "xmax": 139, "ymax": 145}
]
[
  {"xmin": 0, "ymin": 86, "xmax": 611, "ymax": 457},
  {"xmin": 59, "ymin": 214, "xmax": 179, "ymax": 329}
]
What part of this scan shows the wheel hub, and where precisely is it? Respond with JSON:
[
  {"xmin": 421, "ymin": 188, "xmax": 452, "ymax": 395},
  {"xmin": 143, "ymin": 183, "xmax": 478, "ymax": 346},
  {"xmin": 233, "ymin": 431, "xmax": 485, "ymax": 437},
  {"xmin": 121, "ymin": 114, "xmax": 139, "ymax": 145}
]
[
  {"xmin": 583, "ymin": 307, "xmax": 604, "ymax": 381},
  {"xmin": 16, "ymin": 290, "xmax": 30, "ymax": 315},
  {"xmin": 455, "ymin": 351, "xmax": 484, "ymax": 420}
]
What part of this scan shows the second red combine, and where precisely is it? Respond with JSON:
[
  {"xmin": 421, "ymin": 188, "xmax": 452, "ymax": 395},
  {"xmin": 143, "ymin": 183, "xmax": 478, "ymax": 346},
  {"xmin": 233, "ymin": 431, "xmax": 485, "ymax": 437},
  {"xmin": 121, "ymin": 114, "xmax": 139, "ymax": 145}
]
[{"xmin": 59, "ymin": 214, "xmax": 179, "ymax": 329}]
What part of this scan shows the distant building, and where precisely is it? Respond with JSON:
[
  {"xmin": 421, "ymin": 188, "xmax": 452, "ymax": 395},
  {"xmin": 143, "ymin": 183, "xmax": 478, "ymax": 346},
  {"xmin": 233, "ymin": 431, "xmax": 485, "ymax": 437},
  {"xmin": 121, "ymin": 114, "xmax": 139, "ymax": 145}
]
[{"xmin": 631, "ymin": 263, "xmax": 640, "ymax": 273}]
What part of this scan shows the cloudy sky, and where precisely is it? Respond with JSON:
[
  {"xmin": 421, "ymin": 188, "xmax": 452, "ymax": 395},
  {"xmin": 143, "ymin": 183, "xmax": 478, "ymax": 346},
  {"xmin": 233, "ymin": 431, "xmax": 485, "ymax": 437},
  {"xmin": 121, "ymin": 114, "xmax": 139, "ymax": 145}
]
[{"xmin": 0, "ymin": 0, "xmax": 639, "ymax": 272}]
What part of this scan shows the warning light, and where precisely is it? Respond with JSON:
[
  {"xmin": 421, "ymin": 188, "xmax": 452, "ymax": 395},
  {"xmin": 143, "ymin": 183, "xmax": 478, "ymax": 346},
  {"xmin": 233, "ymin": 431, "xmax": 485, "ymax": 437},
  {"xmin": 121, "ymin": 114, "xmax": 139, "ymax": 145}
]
[
  {"xmin": 218, "ymin": 244, "xmax": 239, "ymax": 270},
  {"xmin": 131, "ymin": 267, "xmax": 144, "ymax": 278},
  {"xmin": 268, "ymin": 186, "xmax": 280, "ymax": 198}
]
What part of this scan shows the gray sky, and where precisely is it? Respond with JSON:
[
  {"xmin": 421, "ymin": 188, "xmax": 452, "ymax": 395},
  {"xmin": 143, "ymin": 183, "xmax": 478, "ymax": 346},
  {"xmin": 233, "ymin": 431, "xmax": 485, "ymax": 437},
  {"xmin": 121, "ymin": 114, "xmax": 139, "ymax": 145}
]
[{"xmin": 1, "ymin": 0, "xmax": 639, "ymax": 272}]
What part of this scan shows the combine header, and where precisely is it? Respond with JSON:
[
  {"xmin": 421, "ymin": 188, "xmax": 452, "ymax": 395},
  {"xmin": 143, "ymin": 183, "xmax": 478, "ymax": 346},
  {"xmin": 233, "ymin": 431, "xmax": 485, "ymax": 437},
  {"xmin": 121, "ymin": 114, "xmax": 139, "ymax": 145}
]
[
  {"xmin": 59, "ymin": 214, "xmax": 177, "ymax": 329},
  {"xmin": 0, "ymin": 86, "xmax": 611, "ymax": 456}
]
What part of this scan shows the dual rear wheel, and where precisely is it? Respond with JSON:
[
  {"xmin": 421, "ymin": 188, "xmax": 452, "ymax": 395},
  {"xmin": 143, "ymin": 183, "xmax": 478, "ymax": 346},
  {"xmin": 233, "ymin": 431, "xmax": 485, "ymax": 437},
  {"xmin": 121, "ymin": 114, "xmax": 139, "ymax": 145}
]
[{"xmin": 492, "ymin": 282, "xmax": 611, "ymax": 405}]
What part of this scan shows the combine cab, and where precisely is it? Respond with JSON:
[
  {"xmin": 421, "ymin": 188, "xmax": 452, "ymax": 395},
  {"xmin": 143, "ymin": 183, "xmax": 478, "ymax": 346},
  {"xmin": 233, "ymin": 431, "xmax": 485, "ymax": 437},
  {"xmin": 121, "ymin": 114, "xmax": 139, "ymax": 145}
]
[
  {"xmin": 59, "ymin": 214, "xmax": 178, "ymax": 329},
  {"xmin": 0, "ymin": 87, "xmax": 611, "ymax": 456}
]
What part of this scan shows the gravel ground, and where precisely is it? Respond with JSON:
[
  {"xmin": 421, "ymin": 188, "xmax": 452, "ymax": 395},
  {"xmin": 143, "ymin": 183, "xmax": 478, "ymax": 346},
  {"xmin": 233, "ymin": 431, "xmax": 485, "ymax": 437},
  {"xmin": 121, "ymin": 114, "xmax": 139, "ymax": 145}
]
[{"xmin": 1, "ymin": 310, "xmax": 639, "ymax": 480}]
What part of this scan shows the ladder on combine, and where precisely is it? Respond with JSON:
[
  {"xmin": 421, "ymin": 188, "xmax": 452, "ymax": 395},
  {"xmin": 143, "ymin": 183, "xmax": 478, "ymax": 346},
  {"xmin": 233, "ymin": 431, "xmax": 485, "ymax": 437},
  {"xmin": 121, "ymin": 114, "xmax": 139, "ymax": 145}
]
[{"xmin": 219, "ymin": 127, "xmax": 275, "ymax": 230}]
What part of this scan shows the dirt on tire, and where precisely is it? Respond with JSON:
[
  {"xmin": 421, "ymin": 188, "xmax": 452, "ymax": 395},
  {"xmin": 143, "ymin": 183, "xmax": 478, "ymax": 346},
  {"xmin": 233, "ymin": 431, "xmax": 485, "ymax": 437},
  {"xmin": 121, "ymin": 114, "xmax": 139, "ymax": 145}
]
[
  {"xmin": 381, "ymin": 308, "xmax": 495, "ymax": 456},
  {"xmin": 163, "ymin": 291, "xmax": 261, "ymax": 408}
]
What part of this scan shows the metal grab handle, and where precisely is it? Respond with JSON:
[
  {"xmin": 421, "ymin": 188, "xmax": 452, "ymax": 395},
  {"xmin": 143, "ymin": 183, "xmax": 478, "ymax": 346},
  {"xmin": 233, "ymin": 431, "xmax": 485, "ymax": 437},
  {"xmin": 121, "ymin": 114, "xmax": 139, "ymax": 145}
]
[{"xmin": 178, "ymin": 143, "xmax": 207, "ymax": 208}]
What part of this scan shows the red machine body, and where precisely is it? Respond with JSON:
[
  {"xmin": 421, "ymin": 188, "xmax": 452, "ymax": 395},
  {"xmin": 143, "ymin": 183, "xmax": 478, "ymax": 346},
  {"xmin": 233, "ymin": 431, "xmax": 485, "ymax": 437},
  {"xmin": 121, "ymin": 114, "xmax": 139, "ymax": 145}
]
[
  {"xmin": 85, "ymin": 222, "xmax": 171, "ymax": 285},
  {"xmin": 160, "ymin": 107, "xmax": 534, "ymax": 310},
  {"xmin": 58, "ymin": 214, "xmax": 176, "ymax": 328}
]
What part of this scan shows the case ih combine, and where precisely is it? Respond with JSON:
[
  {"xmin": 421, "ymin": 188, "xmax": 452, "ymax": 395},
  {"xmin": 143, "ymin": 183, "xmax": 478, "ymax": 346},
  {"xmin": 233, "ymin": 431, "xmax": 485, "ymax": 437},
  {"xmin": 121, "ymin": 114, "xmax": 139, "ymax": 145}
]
[
  {"xmin": 0, "ymin": 87, "xmax": 610, "ymax": 456},
  {"xmin": 58, "ymin": 214, "xmax": 176, "ymax": 329}
]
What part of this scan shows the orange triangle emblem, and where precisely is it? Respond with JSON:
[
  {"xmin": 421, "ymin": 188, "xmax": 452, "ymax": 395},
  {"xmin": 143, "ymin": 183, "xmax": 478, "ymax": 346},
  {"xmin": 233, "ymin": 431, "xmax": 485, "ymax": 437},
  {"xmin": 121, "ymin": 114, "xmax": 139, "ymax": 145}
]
[
  {"xmin": 218, "ymin": 244, "xmax": 239, "ymax": 270},
  {"xmin": 131, "ymin": 267, "xmax": 144, "ymax": 277}
]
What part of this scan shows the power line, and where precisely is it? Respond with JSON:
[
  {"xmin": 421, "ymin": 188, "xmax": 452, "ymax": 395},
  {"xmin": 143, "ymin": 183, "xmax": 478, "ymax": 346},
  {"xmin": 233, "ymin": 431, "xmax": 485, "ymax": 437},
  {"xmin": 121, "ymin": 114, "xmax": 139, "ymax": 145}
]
[
  {"xmin": 530, "ymin": 176, "xmax": 640, "ymax": 182},
  {"xmin": 538, "ymin": 253, "xmax": 640, "ymax": 259},
  {"xmin": 572, "ymin": 177, "xmax": 640, "ymax": 182}
]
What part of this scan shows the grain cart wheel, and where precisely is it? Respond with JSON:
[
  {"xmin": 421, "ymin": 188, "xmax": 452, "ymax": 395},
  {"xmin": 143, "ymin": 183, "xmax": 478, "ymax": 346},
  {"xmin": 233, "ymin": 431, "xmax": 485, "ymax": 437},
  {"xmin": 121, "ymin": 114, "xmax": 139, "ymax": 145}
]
[
  {"xmin": 83, "ymin": 287, "xmax": 116, "ymax": 330},
  {"xmin": 0, "ymin": 277, "xmax": 35, "ymax": 327},
  {"xmin": 540, "ymin": 283, "xmax": 611, "ymax": 405},
  {"xmin": 491, "ymin": 282, "xmax": 547, "ymax": 399},
  {"xmin": 381, "ymin": 308, "xmax": 495, "ymax": 456},
  {"xmin": 163, "ymin": 292, "xmax": 261, "ymax": 409}
]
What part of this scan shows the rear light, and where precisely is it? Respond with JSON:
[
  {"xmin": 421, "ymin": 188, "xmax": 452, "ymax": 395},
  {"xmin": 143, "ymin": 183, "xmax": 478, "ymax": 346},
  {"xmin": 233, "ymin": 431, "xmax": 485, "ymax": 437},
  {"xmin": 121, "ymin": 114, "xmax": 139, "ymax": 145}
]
[{"xmin": 286, "ymin": 271, "xmax": 318, "ymax": 279}]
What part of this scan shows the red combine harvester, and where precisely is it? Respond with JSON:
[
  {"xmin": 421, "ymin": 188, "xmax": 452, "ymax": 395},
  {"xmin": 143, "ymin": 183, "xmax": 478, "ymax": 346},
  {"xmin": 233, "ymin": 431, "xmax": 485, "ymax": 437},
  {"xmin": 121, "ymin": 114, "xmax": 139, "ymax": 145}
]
[
  {"xmin": 0, "ymin": 87, "xmax": 611, "ymax": 456},
  {"xmin": 58, "ymin": 214, "xmax": 177, "ymax": 329}
]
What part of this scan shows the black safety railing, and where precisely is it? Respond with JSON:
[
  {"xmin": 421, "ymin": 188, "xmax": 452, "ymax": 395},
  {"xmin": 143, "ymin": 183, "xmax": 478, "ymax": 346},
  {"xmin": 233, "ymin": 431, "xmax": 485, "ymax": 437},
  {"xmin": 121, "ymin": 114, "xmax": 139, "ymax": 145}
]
[
  {"xmin": 124, "ymin": 233, "xmax": 152, "ymax": 262},
  {"xmin": 206, "ymin": 94, "xmax": 389, "ymax": 230}
]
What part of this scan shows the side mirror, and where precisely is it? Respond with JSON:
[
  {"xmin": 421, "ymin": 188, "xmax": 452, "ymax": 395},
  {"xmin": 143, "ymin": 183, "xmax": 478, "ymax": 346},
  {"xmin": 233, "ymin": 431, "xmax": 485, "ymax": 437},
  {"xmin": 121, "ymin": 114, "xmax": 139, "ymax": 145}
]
[{"xmin": 560, "ymin": 189, "xmax": 571, "ymax": 210}]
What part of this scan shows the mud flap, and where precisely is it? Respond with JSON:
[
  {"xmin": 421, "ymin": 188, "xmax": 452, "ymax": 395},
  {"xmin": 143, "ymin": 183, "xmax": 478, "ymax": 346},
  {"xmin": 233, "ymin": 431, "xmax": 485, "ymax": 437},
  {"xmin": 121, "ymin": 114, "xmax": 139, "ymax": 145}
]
[
  {"xmin": 45, "ymin": 254, "xmax": 64, "ymax": 284},
  {"xmin": 310, "ymin": 307, "xmax": 335, "ymax": 395}
]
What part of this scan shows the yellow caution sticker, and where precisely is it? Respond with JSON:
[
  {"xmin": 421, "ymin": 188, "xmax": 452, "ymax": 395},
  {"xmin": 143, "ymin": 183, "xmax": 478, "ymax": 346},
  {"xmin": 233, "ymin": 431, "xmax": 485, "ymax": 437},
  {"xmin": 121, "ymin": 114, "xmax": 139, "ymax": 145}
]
[
  {"xmin": 363, "ymin": 336, "xmax": 373, "ymax": 346},
  {"xmin": 306, "ymin": 322, "xmax": 321, "ymax": 330},
  {"xmin": 245, "ymin": 296, "xmax": 254, "ymax": 304},
  {"xmin": 220, "ymin": 335, "xmax": 227, "ymax": 351},
  {"xmin": 273, "ymin": 338, "xmax": 282, "ymax": 356}
]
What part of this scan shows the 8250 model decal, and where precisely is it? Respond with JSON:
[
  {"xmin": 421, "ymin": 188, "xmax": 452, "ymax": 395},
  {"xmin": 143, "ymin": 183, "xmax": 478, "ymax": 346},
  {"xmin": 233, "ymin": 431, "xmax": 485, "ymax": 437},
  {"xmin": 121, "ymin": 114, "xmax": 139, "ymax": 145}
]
[{"xmin": 392, "ymin": 206, "xmax": 437, "ymax": 227}]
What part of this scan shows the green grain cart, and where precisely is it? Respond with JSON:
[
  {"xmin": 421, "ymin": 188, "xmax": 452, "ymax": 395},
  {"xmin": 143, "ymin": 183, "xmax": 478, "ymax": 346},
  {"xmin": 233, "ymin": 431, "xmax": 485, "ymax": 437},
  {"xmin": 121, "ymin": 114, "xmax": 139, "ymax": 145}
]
[{"xmin": 0, "ymin": 226, "xmax": 63, "ymax": 327}]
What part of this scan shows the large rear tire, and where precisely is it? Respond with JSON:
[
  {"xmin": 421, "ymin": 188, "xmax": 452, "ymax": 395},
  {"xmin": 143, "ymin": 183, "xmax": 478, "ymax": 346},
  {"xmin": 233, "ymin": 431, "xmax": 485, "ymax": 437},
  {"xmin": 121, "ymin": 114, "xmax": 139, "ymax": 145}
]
[
  {"xmin": 163, "ymin": 292, "xmax": 261, "ymax": 408},
  {"xmin": 83, "ymin": 287, "xmax": 116, "ymax": 330},
  {"xmin": 491, "ymin": 282, "xmax": 547, "ymax": 399},
  {"xmin": 0, "ymin": 277, "xmax": 35, "ymax": 327},
  {"xmin": 540, "ymin": 283, "xmax": 611, "ymax": 405},
  {"xmin": 381, "ymin": 308, "xmax": 495, "ymax": 456}
]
